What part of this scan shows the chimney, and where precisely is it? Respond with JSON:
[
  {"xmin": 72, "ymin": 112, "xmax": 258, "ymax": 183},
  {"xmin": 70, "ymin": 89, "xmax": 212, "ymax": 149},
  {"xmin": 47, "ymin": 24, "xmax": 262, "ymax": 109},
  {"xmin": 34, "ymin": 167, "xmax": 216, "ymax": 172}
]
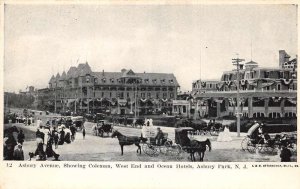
[
  {"xmin": 279, "ymin": 50, "xmax": 291, "ymax": 68},
  {"xmin": 102, "ymin": 69, "xmax": 104, "ymax": 76}
]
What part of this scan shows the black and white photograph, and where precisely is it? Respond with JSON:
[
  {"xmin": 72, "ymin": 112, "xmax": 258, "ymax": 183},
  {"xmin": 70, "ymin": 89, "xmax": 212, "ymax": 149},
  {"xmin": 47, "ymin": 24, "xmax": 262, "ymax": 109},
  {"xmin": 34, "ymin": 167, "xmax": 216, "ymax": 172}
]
[{"xmin": 2, "ymin": 2, "xmax": 298, "ymax": 164}]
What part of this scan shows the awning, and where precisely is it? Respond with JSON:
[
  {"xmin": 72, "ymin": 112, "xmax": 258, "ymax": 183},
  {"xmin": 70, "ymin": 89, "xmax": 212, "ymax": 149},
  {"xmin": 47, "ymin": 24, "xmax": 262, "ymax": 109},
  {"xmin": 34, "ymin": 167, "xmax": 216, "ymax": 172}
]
[{"xmin": 118, "ymin": 99, "xmax": 127, "ymax": 106}]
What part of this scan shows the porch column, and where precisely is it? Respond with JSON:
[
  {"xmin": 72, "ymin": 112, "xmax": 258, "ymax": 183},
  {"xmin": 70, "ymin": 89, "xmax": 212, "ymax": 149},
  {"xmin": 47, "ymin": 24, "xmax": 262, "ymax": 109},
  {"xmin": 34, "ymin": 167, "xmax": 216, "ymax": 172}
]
[
  {"xmin": 264, "ymin": 98, "xmax": 269, "ymax": 117},
  {"xmin": 224, "ymin": 98, "xmax": 229, "ymax": 115},
  {"xmin": 248, "ymin": 97, "xmax": 253, "ymax": 118},
  {"xmin": 280, "ymin": 98, "xmax": 285, "ymax": 117},
  {"xmin": 217, "ymin": 101, "xmax": 221, "ymax": 118}
]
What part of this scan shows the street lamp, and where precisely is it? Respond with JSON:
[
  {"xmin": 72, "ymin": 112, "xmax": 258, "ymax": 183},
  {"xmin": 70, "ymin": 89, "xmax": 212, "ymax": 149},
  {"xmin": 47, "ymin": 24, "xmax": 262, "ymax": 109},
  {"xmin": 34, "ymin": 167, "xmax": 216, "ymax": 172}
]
[{"xmin": 232, "ymin": 54, "xmax": 244, "ymax": 137}]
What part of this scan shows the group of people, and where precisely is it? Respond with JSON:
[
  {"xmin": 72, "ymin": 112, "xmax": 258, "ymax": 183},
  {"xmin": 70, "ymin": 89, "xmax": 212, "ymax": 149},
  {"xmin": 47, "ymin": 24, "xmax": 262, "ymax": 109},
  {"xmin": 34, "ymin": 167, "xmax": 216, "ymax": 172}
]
[
  {"xmin": 3, "ymin": 126, "xmax": 25, "ymax": 160},
  {"xmin": 32, "ymin": 123, "xmax": 80, "ymax": 161}
]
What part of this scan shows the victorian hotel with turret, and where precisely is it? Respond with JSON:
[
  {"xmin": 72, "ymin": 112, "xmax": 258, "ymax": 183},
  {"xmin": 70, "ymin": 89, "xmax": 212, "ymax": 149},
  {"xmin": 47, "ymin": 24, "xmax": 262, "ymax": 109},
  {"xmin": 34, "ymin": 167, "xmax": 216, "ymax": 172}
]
[
  {"xmin": 187, "ymin": 50, "xmax": 297, "ymax": 119},
  {"xmin": 37, "ymin": 63, "xmax": 179, "ymax": 115}
]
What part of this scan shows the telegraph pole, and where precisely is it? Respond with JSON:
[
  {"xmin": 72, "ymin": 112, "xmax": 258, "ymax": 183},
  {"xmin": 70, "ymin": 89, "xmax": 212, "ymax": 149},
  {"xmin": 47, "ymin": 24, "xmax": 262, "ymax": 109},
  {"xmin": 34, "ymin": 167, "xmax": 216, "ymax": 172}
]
[{"xmin": 232, "ymin": 54, "xmax": 245, "ymax": 137}]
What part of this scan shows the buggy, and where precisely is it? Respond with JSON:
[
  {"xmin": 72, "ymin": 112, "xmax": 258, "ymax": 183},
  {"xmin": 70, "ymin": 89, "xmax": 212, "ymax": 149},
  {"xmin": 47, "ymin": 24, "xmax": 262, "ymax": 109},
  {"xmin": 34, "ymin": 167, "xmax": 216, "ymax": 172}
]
[
  {"xmin": 97, "ymin": 120, "xmax": 113, "ymax": 137},
  {"xmin": 71, "ymin": 116, "xmax": 84, "ymax": 131},
  {"xmin": 241, "ymin": 123, "xmax": 297, "ymax": 154},
  {"xmin": 175, "ymin": 127, "xmax": 212, "ymax": 161}
]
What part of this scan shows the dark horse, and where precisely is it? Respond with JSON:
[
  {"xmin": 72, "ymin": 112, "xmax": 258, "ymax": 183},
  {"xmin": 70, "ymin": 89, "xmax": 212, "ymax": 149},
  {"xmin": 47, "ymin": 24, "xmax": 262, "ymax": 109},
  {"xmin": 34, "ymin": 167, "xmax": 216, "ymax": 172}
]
[
  {"xmin": 111, "ymin": 130, "xmax": 141, "ymax": 155},
  {"xmin": 187, "ymin": 139, "xmax": 212, "ymax": 161}
]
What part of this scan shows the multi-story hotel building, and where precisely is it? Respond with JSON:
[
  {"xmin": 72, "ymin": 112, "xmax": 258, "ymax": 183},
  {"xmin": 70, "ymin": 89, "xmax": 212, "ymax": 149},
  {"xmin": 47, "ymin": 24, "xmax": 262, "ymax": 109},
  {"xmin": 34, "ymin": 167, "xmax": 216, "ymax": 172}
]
[
  {"xmin": 189, "ymin": 50, "xmax": 297, "ymax": 119},
  {"xmin": 37, "ymin": 63, "xmax": 180, "ymax": 115}
]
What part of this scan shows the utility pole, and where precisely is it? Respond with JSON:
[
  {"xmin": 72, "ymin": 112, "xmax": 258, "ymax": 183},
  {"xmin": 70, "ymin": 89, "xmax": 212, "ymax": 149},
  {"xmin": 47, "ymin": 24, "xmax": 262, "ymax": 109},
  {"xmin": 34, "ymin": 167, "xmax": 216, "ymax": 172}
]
[{"xmin": 232, "ymin": 54, "xmax": 245, "ymax": 137}]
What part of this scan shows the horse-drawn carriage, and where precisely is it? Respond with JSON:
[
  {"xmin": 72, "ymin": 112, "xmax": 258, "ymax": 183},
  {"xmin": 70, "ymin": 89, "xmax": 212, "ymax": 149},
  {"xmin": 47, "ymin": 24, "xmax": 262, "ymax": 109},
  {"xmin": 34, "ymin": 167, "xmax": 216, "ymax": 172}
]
[
  {"xmin": 71, "ymin": 116, "xmax": 84, "ymax": 131},
  {"xmin": 95, "ymin": 120, "xmax": 113, "ymax": 137},
  {"xmin": 140, "ymin": 132, "xmax": 180, "ymax": 157},
  {"xmin": 175, "ymin": 127, "xmax": 212, "ymax": 161},
  {"xmin": 175, "ymin": 119, "xmax": 223, "ymax": 136},
  {"xmin": 241, "ymin": 123, "xmax": 297, "ymax": 154}
]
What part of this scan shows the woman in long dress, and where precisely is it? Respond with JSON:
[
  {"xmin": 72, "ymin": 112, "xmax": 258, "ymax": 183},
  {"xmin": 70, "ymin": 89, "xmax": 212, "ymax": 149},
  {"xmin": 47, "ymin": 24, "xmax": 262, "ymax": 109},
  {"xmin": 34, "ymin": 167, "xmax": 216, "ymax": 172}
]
[{"xmin": 217, "ymin": 125, "xmax": 232, "ymax": 142}]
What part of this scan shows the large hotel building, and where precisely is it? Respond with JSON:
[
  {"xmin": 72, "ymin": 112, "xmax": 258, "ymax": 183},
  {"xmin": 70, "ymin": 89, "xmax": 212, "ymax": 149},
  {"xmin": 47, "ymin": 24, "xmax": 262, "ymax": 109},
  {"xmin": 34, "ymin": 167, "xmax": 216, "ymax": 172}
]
[
  {"xmin": 37, "ymin": 64, "xmax": 180, "ymax": 115},
  {"xmin": 184, "ymin": 50, "xmax": 297, "ymax": 119}
]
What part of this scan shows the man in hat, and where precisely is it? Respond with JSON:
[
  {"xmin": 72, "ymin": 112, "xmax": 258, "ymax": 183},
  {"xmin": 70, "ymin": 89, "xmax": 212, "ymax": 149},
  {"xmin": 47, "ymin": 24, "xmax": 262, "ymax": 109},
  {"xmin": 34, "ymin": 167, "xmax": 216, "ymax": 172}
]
[
  {"xmin": 155, "ymin": 127, "xmax": 164, "ymax": 146},
  {"xmin": 13, "ymin": 143, "xmax": 24, "ymax": 160},
  {"xmin": 280, "ymin": 144, "xmax": 292, "ymax": 162}
]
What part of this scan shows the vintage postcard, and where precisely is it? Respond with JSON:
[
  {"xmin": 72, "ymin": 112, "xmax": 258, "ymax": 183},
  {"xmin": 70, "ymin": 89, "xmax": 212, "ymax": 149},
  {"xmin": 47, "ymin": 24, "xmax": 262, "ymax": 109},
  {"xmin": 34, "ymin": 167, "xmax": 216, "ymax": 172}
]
[{"xmin": 1, "ymin": 0, "xmax": 299, "ymax": 189}]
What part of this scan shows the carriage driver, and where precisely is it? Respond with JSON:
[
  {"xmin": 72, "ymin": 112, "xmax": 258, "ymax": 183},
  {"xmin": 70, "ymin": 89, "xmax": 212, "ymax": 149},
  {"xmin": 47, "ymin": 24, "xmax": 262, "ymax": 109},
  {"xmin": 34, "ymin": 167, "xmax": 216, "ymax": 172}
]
[{"xmin": 155, "ymin": 127, "xmax": 164, "ymax": 146}]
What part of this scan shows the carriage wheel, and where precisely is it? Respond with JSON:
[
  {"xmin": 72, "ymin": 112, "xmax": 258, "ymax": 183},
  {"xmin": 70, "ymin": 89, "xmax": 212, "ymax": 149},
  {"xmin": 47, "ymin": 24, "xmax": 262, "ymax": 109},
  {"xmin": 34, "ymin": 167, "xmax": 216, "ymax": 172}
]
[
  {"xmin": 142, "ymin": 143, "xmax": 159, "ymax": 157},
  {"xmin": 247, "ymin": 140, "xmax": 256, "ymax": 153},
  {"xmin": 241, "ymin": 137, "xmax": 250, "ymax": 151},
  {"xmin": 98, "ymin": 129, "xmax": 104, "ymax": 137},
  {"xmin": 210, "ymin": 129, "xmax": 219, "ymax": 136},
  {"xmin": 256, "ymin": 139, "xmax": 265, "ymax": 153},
  {"xmin": 160, "ymin": 141, "xmax": 172, "ymax": 155},
  {"xmin": 289, "ymin": 142, "xmax": 297, "ymax": 154},
  {"xmin": 166, "ymin": 144, "xmax": 183, "ymax": 160}
]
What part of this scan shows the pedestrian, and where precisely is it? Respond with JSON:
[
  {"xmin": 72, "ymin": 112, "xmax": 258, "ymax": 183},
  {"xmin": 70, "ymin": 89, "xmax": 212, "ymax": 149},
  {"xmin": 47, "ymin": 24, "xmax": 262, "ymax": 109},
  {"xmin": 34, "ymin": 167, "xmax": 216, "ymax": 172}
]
[
  {"xmin": 70, "ymin": 124, "xmax": 76, "ymax": 141},
  {"xmin": 280, "ymin": 144, "xmax": 292, "ymax": 162},
  {"xmin": 45, "ymin": 140, "xmax": 60, "ymax": 158},
  {"xmin": 34, "ymin": 143, "xmax": 46, "ymax": 160},
  {"xmin": 17, "ymin": 129, "xmax": 25, "ymax": 145},
  {"xmin": 64, "ymin": 127, "xmax": 71, "ymax": 144},
  {"xmin": 58, "ymin": 128, "xmax": 65, "ymax": 145},
  {"xmin": 13, "ymin": 143, "xmax": 24, "ymax": 160},
  {"xmin": 53, "ymin": 131, "xmax": 59, "ymax": 149},
  {"xmin": 82, "ymin": 126, "xmax": 86, "ymax": 140}
]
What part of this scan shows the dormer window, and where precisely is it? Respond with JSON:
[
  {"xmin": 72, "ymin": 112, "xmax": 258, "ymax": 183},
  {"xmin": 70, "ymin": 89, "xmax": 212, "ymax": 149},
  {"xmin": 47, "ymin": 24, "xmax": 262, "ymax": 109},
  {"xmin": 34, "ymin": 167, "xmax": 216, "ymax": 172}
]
[
  {"xmin": 86, "ymin": 76, "xmax": 90, "ymax": 83},
  {"xmin": 153, "ymin": 79, "xmax": 157, "ymax": 84},
  {"xmin": 110, "ymin": 78, "xmax": 114, "ymax": 83},
  {"xmin": 169, "ymin": 79, "xmax": 174, "ymax": 84},
  {"xmin": 144, "ymin": 79, "xmax": 149, "ymax": 84},
  {"xmin": 94, "ymin": 78, "xmax": 98, "ymax": 83},
  {"xmin": 102, "ymin": 78, "xmax": 106, "ymax": 83},
  {"xmin": 161, "ymin": 79, "xmax": 165, "ymax": 84}
]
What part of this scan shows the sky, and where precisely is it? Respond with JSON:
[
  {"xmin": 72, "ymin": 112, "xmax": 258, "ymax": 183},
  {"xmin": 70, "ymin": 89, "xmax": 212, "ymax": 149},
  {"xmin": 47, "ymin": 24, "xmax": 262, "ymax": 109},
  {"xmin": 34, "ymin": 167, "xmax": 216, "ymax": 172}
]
[{"xmin": 4, "ymin": 4, "xmax": 298, "ymax": 93}]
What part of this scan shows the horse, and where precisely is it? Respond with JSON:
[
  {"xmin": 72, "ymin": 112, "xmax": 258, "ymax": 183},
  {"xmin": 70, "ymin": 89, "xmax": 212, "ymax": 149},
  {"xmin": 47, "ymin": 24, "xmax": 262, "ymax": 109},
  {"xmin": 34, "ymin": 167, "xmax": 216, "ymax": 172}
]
[
  {"xmin": 111, "ymin": 130, "xmax": 141, "ymax": 155},
  {"xmin": 188, "ymin": 139, "xmax": 212, "ymax": 161}
]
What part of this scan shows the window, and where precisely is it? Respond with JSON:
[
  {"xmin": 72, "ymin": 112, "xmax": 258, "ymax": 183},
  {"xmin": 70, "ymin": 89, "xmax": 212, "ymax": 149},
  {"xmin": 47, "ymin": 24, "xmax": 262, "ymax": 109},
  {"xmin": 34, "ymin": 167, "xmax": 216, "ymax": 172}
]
[
  {"xmin": 169, "ymin": 79, "xmax": 174, "ymax": 84},
  {"xmin": 264, "ymin": 71, "xmax": 269, "ymax": 78},
  {"xmin": 127, "ymin": 92, "xmax": 129, "ymax": 98},
  {"xmin": 156, "ymin": 92, "xmax": 160, "ymax": 98},
  {"xmin": 183, "ymin": 106, "xmax": 186, "ymax": 113},
  {"xmin": 147, "ymin": 93, "xmax": 151, "ymax": 98},
  {"xmin": 210, "ymin": 84, "xmax": 212, "ymax": 89},
  {"xmin": 141, "ymin": 93, "xmax": 145, "ymax": 98},
  {"xmin": 277, "ymin": 84, "xmax": 281, "ymax": 91},
  {"xmin": 170, "ymin": 93, "xmax": 174, "ymax": 98},
  {"xmin": 110, "ymin": 92, "xmax": 112, "ymax": 97},
  {"xmin": 163, "ymin": 93, "xmax": 167, "ymax": 98},
  {"xmin": 102, "ymin": 92, "xmax": 104, "ymax": 97}
]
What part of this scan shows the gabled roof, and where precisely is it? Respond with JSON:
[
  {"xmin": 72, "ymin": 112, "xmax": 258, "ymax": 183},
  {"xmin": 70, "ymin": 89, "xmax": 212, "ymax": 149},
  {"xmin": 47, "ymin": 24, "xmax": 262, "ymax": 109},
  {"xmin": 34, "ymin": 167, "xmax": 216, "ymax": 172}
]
[
  {"xmin": 75, "ymin": 62, "xmax": 92, "ymax": 77},
  {"xmin": 245, "ymin": 60, "xmax": 258, "ymax": 65},
  {"xmin": 49, "ymin": 75, "xmax": 55, "ymax": 83},
  {"xmin": 67, "ymin": 66, "xmax": 77, "ymax": 79},
  {"xmin": 55, "ymin": 73, "xmax": 60, "ymax": 80},
  {"xmin": 60, "ymin": 71, "xmax": 67, "ymax": 80}
]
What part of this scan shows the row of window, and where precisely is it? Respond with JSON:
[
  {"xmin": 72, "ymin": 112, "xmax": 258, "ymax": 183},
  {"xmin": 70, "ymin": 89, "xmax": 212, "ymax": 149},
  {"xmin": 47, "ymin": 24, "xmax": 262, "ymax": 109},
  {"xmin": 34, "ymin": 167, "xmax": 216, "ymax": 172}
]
[{"xmin": 58, "ymin": 92, "xmax": 175, "ymax": 99}]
